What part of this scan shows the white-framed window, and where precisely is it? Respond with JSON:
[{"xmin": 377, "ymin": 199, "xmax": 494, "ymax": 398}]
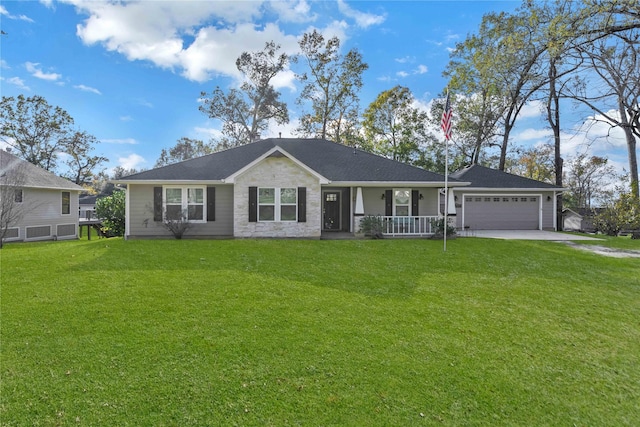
[
  {"xmin": 259, "ymin": 187, "xmax": 297, "ymax": 222},
  {"xmin": 393, "ymin": 189, "xmax": 411, "ymax": 216},
  {"xmin": 164, "ymin": 186, "xmax": 205, "ymax": 222},
  {"xmin": 14, "ymin": 189, "xmax": 23, "ymax": 203},
  {"xmin": 61, "ymin": 191, "xmax": 71, "ymax": 215}
]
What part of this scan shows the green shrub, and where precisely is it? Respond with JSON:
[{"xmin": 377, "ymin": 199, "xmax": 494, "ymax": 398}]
[
  {"xmin": 95, "ymin": 189, "xmax": 126, "ymax": 237},
  {"xmin": 430, "ymin": 217, "xmax": 457, "ymax": 239},
  {"xmin": 358, "ymin": 215, "xmax": 384, "ymax": 238},
  {"xmin": 594, "ymin": 193, "xmax": 640, "ymax": 236}
]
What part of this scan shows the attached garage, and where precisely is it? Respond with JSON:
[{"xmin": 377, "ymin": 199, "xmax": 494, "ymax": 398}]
[
  {"xmin": 461, "ymin": 195, "xmax": 541, "ymax": 230},
  {"xmin": 451, "ymin": 165, "xmax": 563, "ymax": 231}
]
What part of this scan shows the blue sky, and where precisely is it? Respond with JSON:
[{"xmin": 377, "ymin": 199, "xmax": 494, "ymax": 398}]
[{"xmin": 0, "ymin": 0, "xmax": 632, "ymax": 177}]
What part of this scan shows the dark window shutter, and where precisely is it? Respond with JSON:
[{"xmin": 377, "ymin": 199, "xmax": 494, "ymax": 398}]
[
  {"xmin": 153, "ymin": 187, "xmax": 163, "ymax": 221},
  {"xmin": 207, "ymin": 187, "xmax": 216, "ymax": 222},
  {"xmin": 248, "ymin": 186, "xmax": 257, "ymax": 222},
  {"xmin": 297, "ymin": 187, "xmax": 306, "ymax": 222},
  {"xmin": 412, "ymin": 190, "xmax": 419, "ymax": 216},
  {"xmin": 385, "ymin": 190, "xmax": 393, "ymax": 216}
]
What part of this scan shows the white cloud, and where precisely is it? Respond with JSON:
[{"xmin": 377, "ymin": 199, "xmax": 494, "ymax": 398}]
[
  {"xmin": 180, "ymin": 22, "xmax": 298, "ymax": 83},
  {"xmin": 517, "ymin": 100, "xmax": 544, "ymax": 119},
  {"xmin": 0, "ymin": 5, "xmax": 35, "ymax": 22},
  {"xmin": 415, "ymin": 65, "xmax": 428, "ymax": 74},
  {"xmin": 102, "ymin": 138, "xmax": 138, "ymax": 145},
  {"xmin": 572, "ymin": 111, "xmax": 630, "ymax": 152},
  {"xmin": 25, "ymin": 62, "xmax": 62, "ymax": 81},
  {"xmin": 269, "ymin": 0, "xmax": 317, "ymax": 23},
  {"xmin": 336, "ymin": 0, "xmax": 385, "ymax": 29},
  {"xmin": 118, "ymin": 153, "xmax": 145, "ymax": 170},
  {"xmin": 74, "ymin": 84, "xmax": 101, "ymax": 95},
  {"xmin": 514, "ymin": 128, "xmax": 552, "ymax": 142},
  {"xmin": 2, "ymin": 76, "xmax": 30, "ymax": 91},
  {"xmin": 194, "ymin": 127, "xmax": 223, "ymax": 141},
  {"xmin": 0, "ymin": 59, "xmax": 9, "ymax": 69},
  {"xmin": 395, "ymin": 56, "xmax": 415, "ymax": 64},
  {"xmin": 69, "ymin": 0, "xmax": 302, "ymax": 86},
  {"xmin": 119, "ymin": 115, "xmax": 133, "ymax": 122},
  {"xmin": 135, "ymin": 99, "xmax": 154, "ymax": 108},
  {"xmin": 270, "ymin": 69, "xmax": 297, "ymax": 92},
  {"xmin": 395, "ymin": 65, "xmax": 427, "ymax": 78}
]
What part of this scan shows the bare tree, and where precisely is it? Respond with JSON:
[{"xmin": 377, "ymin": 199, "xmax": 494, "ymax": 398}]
[
  {"xmin": 200, "ymin": 41, "xmax": 289, "ymax": 148},
  {"xmin": 568, "ymin": 30, "xmax": 640, "ymax": 198},
  {"xmin": 564, "ymin": 153, "xmax": 617, "ymax": 209},
  {"xmin": 63, "ymin": 130, "xmax": 108, "ymax": 186},
  {"xmin": 155, "ymin": 137, "xmax": 213, "ymax": 167},
  {"xmin": 296, "ymin": 30, "xmax": 368, "ymax": 143},
  {"xmin": 0, "ymin": 156, "xmax": 27, "ymax": 248}
]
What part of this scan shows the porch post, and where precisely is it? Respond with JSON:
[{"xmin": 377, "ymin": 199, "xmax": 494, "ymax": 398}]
[{"xmin": 355, "ymin": 187, "xmax": 364, "ymax": 215}]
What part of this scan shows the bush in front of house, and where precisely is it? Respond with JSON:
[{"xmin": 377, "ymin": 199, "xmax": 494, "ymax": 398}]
[
  {"xmin": 95, "ymin": 189, "xmax": 126, "ymax": 237},
  {"xmin": 358, "ymin": 215, "xmax": 384, "ymax": 239},
  {"xmin": 430, "ymin": 217, "xmax": 457, "ymax": 239}
]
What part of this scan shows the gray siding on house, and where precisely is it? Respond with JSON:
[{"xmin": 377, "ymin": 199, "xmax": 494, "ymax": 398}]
[
  {"xmin": 360, "ymin": 187, "xmax": 439, "ymax": 217},
  {"xmin": 127, "ymin": 184, "xmax": 234, "ymax": 238},
  {"xmin": 541, "ymin": 193, "xmax": 555, "ymax": 230},
  {"xmin": 6, "ymin": 188, "xmax": 80, "ymax": 242}
]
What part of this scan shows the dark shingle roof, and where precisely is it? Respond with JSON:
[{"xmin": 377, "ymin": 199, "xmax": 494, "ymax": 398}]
[
  {"xmin": 119, "ymin": 138, "xmax": 453, "ymax": 183},
  {"xmin": 450, "ymin": 164, "xmax": 560, "ymax": 189},
  {"xmin": 0, "ymin": 150, "xmax": 83, "ymax": 191}
]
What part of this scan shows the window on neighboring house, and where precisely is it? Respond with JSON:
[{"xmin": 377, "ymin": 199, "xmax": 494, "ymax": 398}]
[
  {"xmin": 259, "ymin": 187, "xmax": 297, "ymax": 221},
  {"xmin": 14, "ymin": 189, "xmax": 23, "ymax": 203},
  {"xmin": 61, "ymin": 192, "xmax": 70, "ymax": 215},
  {"xmin": 164, "ymin": 187, "xmax": 205, "ymax": 222},
  {"xmin": 394, "ymin": 189, "xmax": 410, "ymax": 216}
]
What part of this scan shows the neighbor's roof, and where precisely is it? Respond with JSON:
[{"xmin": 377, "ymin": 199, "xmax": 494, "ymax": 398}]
[
  {"xmin": 450, "ymin": 164, "xmax": 562, "ymax": 189},
  {"xmin": 0, "ymin": 150, "xmax": 84, "ymax": 191},
  {"xmin": 117, "ymin": 138, "xmax": 462, "ymax": 185}
]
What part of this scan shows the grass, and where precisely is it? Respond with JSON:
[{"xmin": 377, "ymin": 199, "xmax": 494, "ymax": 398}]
[{"xmin": 1, "ymin": 237, "xmax": 639, "ymax": 426}]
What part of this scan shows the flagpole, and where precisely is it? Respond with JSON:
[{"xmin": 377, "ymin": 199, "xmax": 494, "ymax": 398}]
[
  {"xmin": 441, "ymin": 89, "xmax": 451, "ymax": 252},
  {"xmin": 444, "ymin": 118, "xmax": 448, "ymax": 253}
]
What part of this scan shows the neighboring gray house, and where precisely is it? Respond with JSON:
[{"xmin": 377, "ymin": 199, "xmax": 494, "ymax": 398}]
[
  {"xmin": 116, "ymin": 138, "xmax": 468, "ymax": 239},
  {"xmin": 1, "ymin": 149, "xmax": 84, "ymax": 244},
  {"xmin": 450, "ymin": 165, "xmax": 564, "ymax": 231},
  {"xmin": 79, "ymin": 194, "xmax": 98, "ymax": 219},
  {"xmin": 562, "ymin": 207, "xmax": 603, "ymax": 232}
]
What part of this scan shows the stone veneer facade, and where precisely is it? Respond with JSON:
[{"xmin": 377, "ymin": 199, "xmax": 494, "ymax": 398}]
[{"xmin": 233, "ymin": 156, "xmax": 322, "ymax": 238}]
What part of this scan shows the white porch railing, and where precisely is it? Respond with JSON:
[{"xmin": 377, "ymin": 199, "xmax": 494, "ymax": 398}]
[{"xmin": 380, "ymin": 216, "xmax": 440, "ymax": 236}]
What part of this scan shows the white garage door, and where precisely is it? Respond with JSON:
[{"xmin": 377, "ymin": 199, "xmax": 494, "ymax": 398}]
[{"xmin": 463, "ymin": 196, "xmax": 540, "ymax": 230}]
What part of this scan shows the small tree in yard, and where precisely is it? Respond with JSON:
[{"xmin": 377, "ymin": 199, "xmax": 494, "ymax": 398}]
[
  {"xmin": 95, "ymin": 190, "xmax": 126, "ymax": 237},
  {"xmin": 0, "ymin": 164, "xmax": 27, "ymax": 248},
  {"xmin": 162, "ymin": 209, "xmax": 191, "ymax": 239}
]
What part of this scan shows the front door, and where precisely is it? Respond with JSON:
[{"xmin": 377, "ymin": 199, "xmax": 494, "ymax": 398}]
[{"xmin": 323, "ymin": 191, "xmax": 341, "ymax": 230}]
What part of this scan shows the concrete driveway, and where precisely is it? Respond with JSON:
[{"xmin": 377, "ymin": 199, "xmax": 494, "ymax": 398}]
[{"xmin": 460, "ymin": 230, "xmax": 602, "ymax": 241}]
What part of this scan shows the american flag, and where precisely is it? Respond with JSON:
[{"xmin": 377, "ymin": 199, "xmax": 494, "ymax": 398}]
[{"xmin": 441, "ymin": 92, "xmax": 452, "ymax": 141}]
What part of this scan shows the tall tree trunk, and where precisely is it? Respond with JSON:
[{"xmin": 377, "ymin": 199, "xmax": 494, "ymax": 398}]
[
  {"xmin": 548, "ymin": 58, "xmax": 564, "ymax": 230},
  {"xmin": 498, "ymin": 121, "xmax": 514, "ymax": 171},
  {"xmin": 619, "ymin": 98, "xmax": 639, "ymax": 198}
]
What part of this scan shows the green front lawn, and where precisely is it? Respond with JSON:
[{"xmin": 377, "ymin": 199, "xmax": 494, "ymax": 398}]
[{"xmin": 1, "ymin": 237, "xmax": 639, "ymax": 426}]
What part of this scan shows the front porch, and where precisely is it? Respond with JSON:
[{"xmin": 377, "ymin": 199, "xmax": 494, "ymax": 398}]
[
  {"xmin": 378, "ymin": 215, "xmax": 441, "ymax": 236},
  {"xmin": 321, "ymin": 215, "xmax": 442, "ymax": 239}
]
